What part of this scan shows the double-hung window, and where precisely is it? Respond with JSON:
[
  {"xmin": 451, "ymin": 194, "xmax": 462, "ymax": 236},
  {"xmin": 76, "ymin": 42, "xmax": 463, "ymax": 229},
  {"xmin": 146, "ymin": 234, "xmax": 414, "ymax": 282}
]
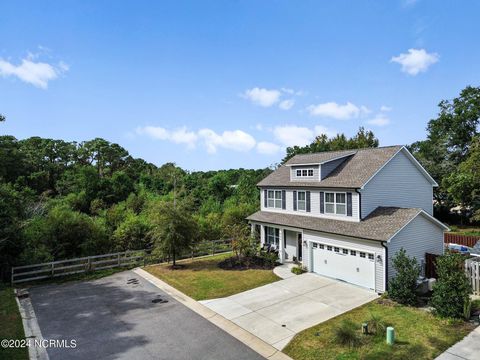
[
  {"xmin": 267, "ymin": 190, "xmax": 283, "ymax": 208},
  {"xmin": 266, "ymin": 227, "xmax": 279, "ymax": 246},
  {"xmin": 324, "ymin": 192, "xmax": 346, "ymax": 215},
  {"xmin": 297, "ymin": 191, "xmax": 306, "ymax": 211}
]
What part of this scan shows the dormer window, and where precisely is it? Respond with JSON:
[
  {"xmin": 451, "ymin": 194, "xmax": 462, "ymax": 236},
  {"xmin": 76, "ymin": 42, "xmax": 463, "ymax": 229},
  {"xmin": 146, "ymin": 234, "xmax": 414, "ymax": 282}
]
[{"xmin": 296, "ymin": 168, "xmax": 314, "ymax": 177}]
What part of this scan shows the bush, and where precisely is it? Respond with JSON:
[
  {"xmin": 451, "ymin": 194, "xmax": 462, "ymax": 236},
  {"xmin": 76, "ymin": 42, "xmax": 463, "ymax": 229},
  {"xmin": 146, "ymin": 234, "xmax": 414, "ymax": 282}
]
[
  {"xmin": 259, "ymin": 251, "xmax": 279, "ymax": 268},
  {"xmin": 367, "ymin": 313, "xmax": 386, "ymax": 336},
  {"xmin": 388, "ymin": 248, "xmax": 420, "ymax": 306},
  {"xmin": 334, "ymin": 320, "xmax": 361, "ymax": 348},
  {"xmin": 431, "ymin": 252, "xmax": 472, "ymax": 318},
  {"xmin": 291, "ymin": 265, "xmax": 307, "ymax": 275}
]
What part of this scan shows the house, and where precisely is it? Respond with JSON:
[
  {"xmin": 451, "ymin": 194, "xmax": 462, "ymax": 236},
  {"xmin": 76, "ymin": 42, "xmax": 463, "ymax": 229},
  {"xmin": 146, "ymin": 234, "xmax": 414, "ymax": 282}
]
[{"xmin": 247, "ymin": 145, "xmax": 448, "ymax": 293}]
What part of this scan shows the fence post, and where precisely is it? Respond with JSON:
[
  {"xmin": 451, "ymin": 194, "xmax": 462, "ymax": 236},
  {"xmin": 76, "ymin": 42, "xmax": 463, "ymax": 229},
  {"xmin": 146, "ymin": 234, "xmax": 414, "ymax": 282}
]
[
  {"xmin": 212, "ymin": 240, "xmax": 215, "ymax": 256},
  {"xmin": 86, "ymin": 257, "xmax": 91, "ymax": 272},
  {"xmin": 51, "ymin": 262, "xmax": 55, "ymax": 277}
]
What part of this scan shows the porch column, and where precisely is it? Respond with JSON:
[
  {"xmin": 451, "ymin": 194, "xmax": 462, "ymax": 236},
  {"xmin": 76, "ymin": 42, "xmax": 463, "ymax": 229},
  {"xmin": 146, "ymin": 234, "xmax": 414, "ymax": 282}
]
[
  {"xmin": 278, "ymin": 227, "xmax": 285, "ymax": 263},
  {"xmin": 260, "ymin": 224, "xmax": 265, "ymax": 246}
]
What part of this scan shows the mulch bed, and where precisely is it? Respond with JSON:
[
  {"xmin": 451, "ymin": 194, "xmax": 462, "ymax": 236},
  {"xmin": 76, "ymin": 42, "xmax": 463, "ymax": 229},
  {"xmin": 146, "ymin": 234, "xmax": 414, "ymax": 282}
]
[{"xmin": 218, "ymin": 256, "xmax": 277, "ymax": 271}]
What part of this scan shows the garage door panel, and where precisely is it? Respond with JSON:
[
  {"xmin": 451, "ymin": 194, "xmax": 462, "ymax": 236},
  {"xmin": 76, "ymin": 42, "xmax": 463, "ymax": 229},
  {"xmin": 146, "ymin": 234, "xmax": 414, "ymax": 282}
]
[{"xmin": 311, "ymin": 243, "xmax": 375, "ymax": 290}]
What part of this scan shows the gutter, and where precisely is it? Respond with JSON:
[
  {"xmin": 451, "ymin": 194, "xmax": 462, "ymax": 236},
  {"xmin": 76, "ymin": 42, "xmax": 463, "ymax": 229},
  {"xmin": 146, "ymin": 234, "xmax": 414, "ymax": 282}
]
[{"xmin": 381, "ymin": 241, "xmax": 388, "ymax": 292}]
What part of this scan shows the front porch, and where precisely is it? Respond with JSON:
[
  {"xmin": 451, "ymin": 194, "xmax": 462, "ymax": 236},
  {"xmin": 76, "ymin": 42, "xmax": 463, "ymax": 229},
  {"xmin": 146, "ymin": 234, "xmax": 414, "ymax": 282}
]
[{"xmin": 251, "ymin": 223, "xmax": 304, "ymax": 265}]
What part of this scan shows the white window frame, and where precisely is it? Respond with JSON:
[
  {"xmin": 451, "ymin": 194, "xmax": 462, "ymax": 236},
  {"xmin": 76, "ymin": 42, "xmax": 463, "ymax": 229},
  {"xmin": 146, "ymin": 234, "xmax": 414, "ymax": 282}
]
[
  {"xmin": 297, "ymin": 190, "xmax": 307, "ymax": 212},
  {"xmin": 267, "ymin": 189, "xmax": 283, "ymax": 209},
  {"xmin": 295, "ymin": 168, "xmax": 315, "ymax": 178},
  {"xmin": 324, "ymin": 191, "xmax": 347, "ymax": 216},
  {"xmin": 266, "ymin": 227, "xmax": 279, "ymax": 246}
]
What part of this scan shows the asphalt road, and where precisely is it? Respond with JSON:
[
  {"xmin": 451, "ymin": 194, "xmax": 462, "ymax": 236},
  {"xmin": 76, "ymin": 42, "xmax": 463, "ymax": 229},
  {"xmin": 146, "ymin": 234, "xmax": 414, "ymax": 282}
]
[{"xmin": 28, "ymin": 270, "xmax": 265, "ymax": 360}]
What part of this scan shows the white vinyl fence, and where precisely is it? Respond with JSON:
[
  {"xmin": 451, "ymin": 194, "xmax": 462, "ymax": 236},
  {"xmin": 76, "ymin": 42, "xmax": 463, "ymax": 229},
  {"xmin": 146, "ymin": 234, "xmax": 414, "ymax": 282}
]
[
  {"xmin": 465, "ymin": 257, "xmax": 480, "ymax": 295},
  {"xmin": 11, "ymin": 239, "xmax": 232, "ymax": 285}
]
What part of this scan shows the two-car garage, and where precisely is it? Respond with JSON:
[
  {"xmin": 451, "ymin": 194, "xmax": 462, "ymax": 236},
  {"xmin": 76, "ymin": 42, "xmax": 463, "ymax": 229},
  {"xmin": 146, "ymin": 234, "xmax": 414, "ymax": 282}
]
[{"xmin": 311, "ymin": 242, "xmax": 376, "ymax": 290}]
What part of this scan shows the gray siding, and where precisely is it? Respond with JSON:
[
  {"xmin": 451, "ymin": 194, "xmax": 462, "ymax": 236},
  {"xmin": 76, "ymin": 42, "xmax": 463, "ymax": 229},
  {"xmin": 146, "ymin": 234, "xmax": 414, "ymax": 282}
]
[
  {"xmin": 260, "ymin": 187, "xmax": 360, "ymax": 222},
  {"xmin": 290, "ymin": 165, "xmax": 320, "ymax": 181},
  {"xmin": 321, "ymin": 157, "xmax": 350, "ymax": 180},
  {"xmin": 361, "ymin": 149, "xmax": 434, "ymax": 218},
  {"xmin": 303, "ymin": 230, "xmax": 385, "ymax": 292},
  {"xmin": 387, "ymin": 214, "xmax": 444, "ymax": 281}
]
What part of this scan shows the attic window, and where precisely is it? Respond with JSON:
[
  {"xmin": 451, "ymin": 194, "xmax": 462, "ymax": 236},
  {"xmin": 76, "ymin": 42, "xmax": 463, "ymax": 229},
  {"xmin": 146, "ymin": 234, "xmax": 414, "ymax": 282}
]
[{"xmin": 295, "ymin": 168, "xmax": 314, "ymax": 177}]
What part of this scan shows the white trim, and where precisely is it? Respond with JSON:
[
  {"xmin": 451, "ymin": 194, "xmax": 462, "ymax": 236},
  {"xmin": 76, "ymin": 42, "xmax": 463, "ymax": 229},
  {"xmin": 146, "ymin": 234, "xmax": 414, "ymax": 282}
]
[
  {"xmin": 386, "ymin": 209, "xmax": 449, "ymax": 243},
  {"xmin": 361, "ymin": 146, "xmax": 437, "ymax": 189}
]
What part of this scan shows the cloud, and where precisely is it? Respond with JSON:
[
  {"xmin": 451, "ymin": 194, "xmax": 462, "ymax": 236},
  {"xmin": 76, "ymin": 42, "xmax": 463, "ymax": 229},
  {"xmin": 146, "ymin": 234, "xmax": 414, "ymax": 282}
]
[
  {"xmin": 135, "ymin": 126, "xmax": 198, "ymax": 148},
  {"xmin": 391, "ymin": 48, "xmax": 439, "ymax": 75},
  {"xmin": 0, "ymin": 56, "xmax": 68, "ymax": 89},
  {"xmin": 242, "ymin": 87, "xmax": 281, "ymax": 107},
  {"xmin": 257, "ymin": 141, "xmax": 281, "ymax": 155},
  {"xmin": 198, "ymin": 129, "xmax": 256, "ymax": 154},
  {"xmin": 279, "ymin": 99, "xmax": 295, "ymax": 110},
  {"xmin": 306, "ymin": 102, "xmax": 369, "ymax": 120},
  {"xmin": 380, "ymin": 105, "xmax": 392, "ymax": 112},
  {"xmin": 273, "ymin": 125, "xmax": 314, "ymax": 147},
  {"xmin": 367, "ymin": 114, "xmax": 391, "ymax": 126}
]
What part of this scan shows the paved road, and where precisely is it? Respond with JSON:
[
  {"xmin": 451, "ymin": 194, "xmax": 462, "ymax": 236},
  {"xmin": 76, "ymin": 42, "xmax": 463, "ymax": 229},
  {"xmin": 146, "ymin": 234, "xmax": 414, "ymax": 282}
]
[{"xmin": 28, "ymin": 270, "xmax": 265, "ymax": 360}]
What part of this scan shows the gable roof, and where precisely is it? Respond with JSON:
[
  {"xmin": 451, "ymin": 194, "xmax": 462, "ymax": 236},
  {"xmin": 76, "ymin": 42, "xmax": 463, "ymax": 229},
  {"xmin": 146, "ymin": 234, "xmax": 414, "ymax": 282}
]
[
  {"xmin": 257, "ymin": 145, "xmax": 436, "ymax": 188},
  {"xmin": 247, "ymin": 207, "xmax": 448, "ymax": 242}
]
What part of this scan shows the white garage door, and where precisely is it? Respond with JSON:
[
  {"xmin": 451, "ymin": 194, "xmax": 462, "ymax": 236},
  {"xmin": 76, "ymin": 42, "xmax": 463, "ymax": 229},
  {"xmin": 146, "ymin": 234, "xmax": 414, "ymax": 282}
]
[{"xmin": 311, "ymin": 242, "xmax": 375, "ymax": 289}]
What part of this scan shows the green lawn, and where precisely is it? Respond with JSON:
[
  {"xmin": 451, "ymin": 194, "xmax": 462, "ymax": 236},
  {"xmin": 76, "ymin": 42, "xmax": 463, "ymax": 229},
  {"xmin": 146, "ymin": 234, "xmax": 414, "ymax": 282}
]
[
  {"xmin": 0, "ymin": 285, "xmax": 29, "ymax": 360},
  {"xmin": 449, "ymin": 225, "xmax": 480, "ymax": 237},
  {"xmin": 283, "ymin": 299, "xmax": 475, "ymax": 360},
  {"xmin": 144, "ymin": 253, "xmax": 280, "ymax": 300}
]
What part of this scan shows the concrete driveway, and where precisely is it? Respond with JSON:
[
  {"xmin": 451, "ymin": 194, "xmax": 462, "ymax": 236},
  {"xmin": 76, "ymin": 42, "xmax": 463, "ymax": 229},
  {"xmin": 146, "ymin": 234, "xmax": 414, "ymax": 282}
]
[
  {"xmin": 200, "ymin": 273, "xmax": 378, "ymax": 350},
  {"xmin": 28, "ymin": 270, "xmax": 265, "ymax": 360}
]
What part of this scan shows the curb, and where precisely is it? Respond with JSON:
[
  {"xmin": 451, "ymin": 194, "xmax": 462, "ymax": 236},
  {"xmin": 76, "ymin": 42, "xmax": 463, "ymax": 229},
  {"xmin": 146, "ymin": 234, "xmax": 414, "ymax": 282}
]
[
  {"xmin": 133, "ymin": 268, "xmax": 294, "ymax": 360},
  {"xmin": 15, "ymin": 290, "xmax": 49, "ymax": 360}
]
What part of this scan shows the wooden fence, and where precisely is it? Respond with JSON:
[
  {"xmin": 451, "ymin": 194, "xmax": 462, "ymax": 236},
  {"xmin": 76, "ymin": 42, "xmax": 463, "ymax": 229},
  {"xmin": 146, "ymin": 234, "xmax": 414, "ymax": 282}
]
[
  {"xmin": 465, "ymin": 257, "xmax": 480, "ymax": 295},
  {"xmin": 11, "ymin": 239, "xmax": 232, "ymax": 285},
  {"xmin": 444, "ymin": 233, "xmax": 480, "ymax": 247}
]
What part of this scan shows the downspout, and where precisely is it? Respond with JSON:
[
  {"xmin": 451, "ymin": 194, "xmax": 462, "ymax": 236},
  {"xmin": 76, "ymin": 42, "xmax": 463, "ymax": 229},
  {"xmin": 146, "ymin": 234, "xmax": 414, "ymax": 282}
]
[
  {"xmin": 381, "ymin": 241, "xmax": 388, "ymax": 292},
  {"xmin": 355, "ymin": 189, "xmax": 362, "ymax": 220}
]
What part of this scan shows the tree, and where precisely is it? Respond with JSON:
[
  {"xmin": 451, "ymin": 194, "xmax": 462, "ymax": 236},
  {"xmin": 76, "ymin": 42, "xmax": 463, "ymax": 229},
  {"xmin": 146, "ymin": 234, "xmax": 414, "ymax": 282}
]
[
  {"xmin": 113, "ymin": 213, "xmax": 152, "ymax": 251},
  {"xmin": 282, "ymin": 127, "xmax": 378, "ymax": 163},
  {"xmin": 388, "ymin": 248, "xmax": 420, "ymax": 305},
  {"xmin": 431, "ymin": 252, "xmax": 472, "ymax": 318},
  {"xmin": 0, "ymin": 114, "xmax": 5, "ymax": 122},
  {"xmin": 149, "ymin": 202, "xmax": 198, "ymax": 267}
]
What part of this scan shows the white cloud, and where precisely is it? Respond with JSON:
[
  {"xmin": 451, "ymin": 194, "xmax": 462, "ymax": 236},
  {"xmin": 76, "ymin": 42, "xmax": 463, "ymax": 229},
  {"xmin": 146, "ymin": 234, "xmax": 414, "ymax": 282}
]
[
  {"xmin": 367, "ymin": 114, "xmax": 391, "ymax": 127},
  {"xmin": 198, "ymin": 129, "xmax": 256, "ymax": 153},
  {"xmin": 257, "ymin": 141, "xmax": 281, "ymax": 155},
  {"xmin": 0, "ymin": 56, "xmax": 68, "ymax": 89},
  {"xmin": 391, "ymin": 48, "xmax": 439, "ymax": 75},
  {"xmin": 279, "ymin": 99, "xmax": 295, "ymax": 110},
  {"xmin": 273, "ymin": 125, "xmax": 314, "ymax": 147},
  {"xmin": 306, "ymin": 102, "xmax": 368, "ymax": 120},
  {"xmin": 242, "ymin": 87, "xmax": 281, "ymax": 107},
  {"xmin": 380, "ymin": 105, "xmax": 392, "ymax": 112},
  {"xmin": 135, "ymin": 126, "xmax": 198, "ymax": 149},
  {"xmin": 314, "ymin": 125, "xmax": 336, "ymax": 137}
]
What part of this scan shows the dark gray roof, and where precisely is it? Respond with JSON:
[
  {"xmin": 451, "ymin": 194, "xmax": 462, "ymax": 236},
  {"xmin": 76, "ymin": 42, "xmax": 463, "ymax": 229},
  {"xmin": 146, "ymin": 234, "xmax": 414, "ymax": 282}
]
[
  {"xmin": 247, "ymin": 207, "xmax": 424, "ymax": 242},
  {"xmin": 258, "ymin": 145, "xmax": 403, "ymax": 188}
]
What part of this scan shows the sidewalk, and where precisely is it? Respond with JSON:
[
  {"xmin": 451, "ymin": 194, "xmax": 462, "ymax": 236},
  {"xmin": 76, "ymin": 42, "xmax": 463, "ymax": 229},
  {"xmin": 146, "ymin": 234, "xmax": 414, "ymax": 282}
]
[{"xmin": 435, "ymin": 326, "xmax": 480, "ymax": 360}]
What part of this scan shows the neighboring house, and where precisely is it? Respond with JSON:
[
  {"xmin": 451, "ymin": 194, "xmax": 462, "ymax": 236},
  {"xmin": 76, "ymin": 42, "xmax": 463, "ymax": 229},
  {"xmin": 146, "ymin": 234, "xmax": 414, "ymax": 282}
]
[{"xmin": 247, "ymin": 145, "xmax": 448, "ymax": 293}]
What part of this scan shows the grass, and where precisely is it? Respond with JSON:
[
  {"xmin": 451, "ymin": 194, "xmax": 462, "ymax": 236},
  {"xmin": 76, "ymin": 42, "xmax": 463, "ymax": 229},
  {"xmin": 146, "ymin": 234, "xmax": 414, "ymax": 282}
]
[
  {"xmin": 144, "ymin": 253, "xmax": 280, "ymax": 300},
  {"xmin": 283, "ymin": 299, "xmax": 475, "ymax": 360},
  {"xmin": 449, "ymin": 225, "xmax": 480, "ymax": 237},
  {"xmin": 0, "ymin": 285, "xmax": 29, "ymax": 360}
]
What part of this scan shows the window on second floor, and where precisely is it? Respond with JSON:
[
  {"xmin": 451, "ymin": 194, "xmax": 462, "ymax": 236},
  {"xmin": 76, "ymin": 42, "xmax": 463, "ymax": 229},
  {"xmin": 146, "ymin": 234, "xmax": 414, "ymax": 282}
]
[
  {"xmin": 325, "ymin": 192, "xmax": 346, "ymax": 215},
  {"xmin": 297, "ymin": 191, "xmax": 306, "ymax": 211},
  {"xmin": 295, "ymin": 168, "xmax": 314, "ymax": 177},
  {"xmin": 267, "ymin": 190, "xmax": 283, "ymax": 208}
]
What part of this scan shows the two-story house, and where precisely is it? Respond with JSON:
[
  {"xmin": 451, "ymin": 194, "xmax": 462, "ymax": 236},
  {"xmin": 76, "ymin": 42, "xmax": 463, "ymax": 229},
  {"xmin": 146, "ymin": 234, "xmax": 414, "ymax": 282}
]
[{"xmin": 247, "ymin": 145, "xmax": 448, "ymax": 293}]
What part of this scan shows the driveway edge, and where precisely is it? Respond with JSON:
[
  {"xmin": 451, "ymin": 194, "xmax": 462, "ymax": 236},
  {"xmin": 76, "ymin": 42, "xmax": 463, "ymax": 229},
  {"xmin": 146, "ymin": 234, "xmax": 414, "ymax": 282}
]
[
  {"xmin": 133, "ymin": 268, "xmax": 293, "ymax": 360},
  {"xmin": 15, "ymin": 291, "xmax": 49, "ymax": 360}
]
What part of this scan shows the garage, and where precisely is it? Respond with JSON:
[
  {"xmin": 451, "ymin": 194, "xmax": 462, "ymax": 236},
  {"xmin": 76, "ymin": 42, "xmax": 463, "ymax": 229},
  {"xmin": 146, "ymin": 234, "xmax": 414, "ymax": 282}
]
[{"xmin": 311, "ymin": 242, "xmax": 375, "ymax": 290}]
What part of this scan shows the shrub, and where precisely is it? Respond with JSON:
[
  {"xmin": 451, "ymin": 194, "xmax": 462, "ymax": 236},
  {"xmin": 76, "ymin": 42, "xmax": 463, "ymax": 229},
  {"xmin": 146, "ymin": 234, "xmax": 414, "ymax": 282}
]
[
  {"xmin": 291, "ymin": 265, "xmax": 307, "ymax": 275},
  {"xmin": 367, "ymin": 313, "xmax": 386, "ymax": 336},
  {"xmin": 333, "ymin": 320, "xmax": 361, "ymax": 348},
  {"xmin": 260, "ymin": 251, "xmax": 279, "ymax": 268},
  {"xmin": 388, "ymin": 248, "xmax": 420, "ymax": 306},
  {"xmin": 431, "ymin": 252, "xmax": 472, "ymax": 318},
  {"xmin": 464, "ymin": 299, "xmax": 472, "ymax": 321}
]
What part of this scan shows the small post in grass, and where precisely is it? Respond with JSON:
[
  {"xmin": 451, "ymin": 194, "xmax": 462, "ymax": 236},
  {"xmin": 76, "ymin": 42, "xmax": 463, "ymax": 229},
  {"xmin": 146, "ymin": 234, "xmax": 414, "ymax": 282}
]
[
  {"xmin": 362, "ymin": 323, "xmax": 368, "ymax": 335},
  {"xmin": 386, "ymin": 327, "xmax": 395, "ymax": 345}
]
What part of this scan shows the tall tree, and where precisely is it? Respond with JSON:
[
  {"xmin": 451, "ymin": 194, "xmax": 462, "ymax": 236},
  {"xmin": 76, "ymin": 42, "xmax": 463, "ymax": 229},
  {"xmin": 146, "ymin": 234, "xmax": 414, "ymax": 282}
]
[
  {"xmin": 282, "ymin": 127, "xmax": 378, "ymax": 163},
  {"xmin": 0, "ymin": 114, "xmax": 5, "ymax": 122}
]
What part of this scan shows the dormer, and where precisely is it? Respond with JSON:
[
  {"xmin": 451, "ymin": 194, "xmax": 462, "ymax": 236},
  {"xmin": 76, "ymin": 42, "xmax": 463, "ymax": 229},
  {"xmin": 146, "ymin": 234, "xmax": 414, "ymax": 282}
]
[{"xmin": 287, "ymin": 151, "xmax": 356, "ymax": 182}]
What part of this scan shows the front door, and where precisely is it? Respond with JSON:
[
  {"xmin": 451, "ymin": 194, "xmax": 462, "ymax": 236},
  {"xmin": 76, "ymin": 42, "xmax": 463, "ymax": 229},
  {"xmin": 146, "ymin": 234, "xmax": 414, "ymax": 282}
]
[{"xmin": 297, "ymin": 233, "xmax": 302, "ymax": 261}]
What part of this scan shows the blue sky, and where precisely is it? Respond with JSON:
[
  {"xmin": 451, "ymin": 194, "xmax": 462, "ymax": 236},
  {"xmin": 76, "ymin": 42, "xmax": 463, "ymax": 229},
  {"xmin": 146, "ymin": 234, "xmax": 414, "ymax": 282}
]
[{"xmin": 1, "ymin": 1, "xmax": 479, "ymax": 170}]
